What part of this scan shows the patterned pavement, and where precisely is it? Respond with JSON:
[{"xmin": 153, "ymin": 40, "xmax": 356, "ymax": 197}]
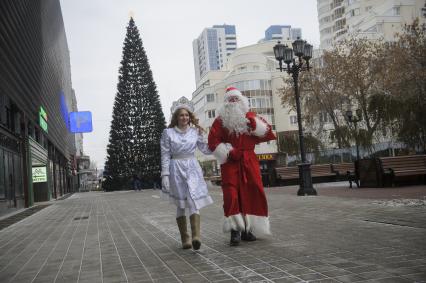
[{"xmin": 0, "ymin": 184, "xmax": 425, "ymax": 282}]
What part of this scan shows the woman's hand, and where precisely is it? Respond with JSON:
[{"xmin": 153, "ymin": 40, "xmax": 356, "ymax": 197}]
[{"xmin": 161, "ymin": 175, "xmax": 170, "ymax": 191}]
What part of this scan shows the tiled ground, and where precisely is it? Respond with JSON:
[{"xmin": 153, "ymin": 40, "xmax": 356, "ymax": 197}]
[{"xmin": 0, "ymin": 184, "xmax": 425, "ymax": 282}]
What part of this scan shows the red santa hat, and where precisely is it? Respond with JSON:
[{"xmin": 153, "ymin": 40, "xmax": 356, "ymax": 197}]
[{"xmin": 224, "ymin": 87, "xmax": 249, "ymax": 111}]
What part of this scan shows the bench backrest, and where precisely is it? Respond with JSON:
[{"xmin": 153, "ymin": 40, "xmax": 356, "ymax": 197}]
[
  {"xmin": 379, "ymin": 155, "xmax": 426, "ymax": 171},
  {"xmin": 332, "ymin": 163, "xmax": 355, "ymax": 174},
  {"xmin": 310, "ymin": 164, "xmax": 332, "ymax": 174},
  {"xmin": 275, "ymin": 166, "xmax": 299, "ymax": 179},
  {"xmin": 275, "ymin": 167, "xmax": 299, "ymax": 175},
  {"xmin": 275, "ymin": 164, "xmax": 335, "ymax": 179}
]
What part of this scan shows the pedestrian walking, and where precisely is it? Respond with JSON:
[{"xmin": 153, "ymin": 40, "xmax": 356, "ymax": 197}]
[
  {"xmin": 208, "ymin": 87, "xmax": 276, "ymax": 246},
  {"xmin": 160, "ymin": 96, "xmax": 213, "ymax": 250},
  {"xmin": 132, "ymin": 175, "xmax": 141, "ymax": 191}
]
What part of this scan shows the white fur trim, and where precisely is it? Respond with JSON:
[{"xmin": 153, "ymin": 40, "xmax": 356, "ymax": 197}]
[
  {"xmin": 252, "ymin": 117, "xmax": 268, "ymax": 137},
  {"xmin": 244, "ymin": 215, "xmax": 271, "ymax": 235},
  {"xmin": 223, "ymin": 213, "xmax": 245, "ymax": 233},
  {"xmin": 212, "ymin": 143, "xmax": 231, "ymax": 165}
]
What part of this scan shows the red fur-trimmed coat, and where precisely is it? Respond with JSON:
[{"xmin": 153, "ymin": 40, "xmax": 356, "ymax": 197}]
[{"xmin": 208, "ymin": 112, "xmax": 276, "ymax": 234}]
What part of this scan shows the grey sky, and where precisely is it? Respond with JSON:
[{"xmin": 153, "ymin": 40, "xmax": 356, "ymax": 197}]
[{"xmin": 60, "ymin": 0, "xmax": 320, "ymax": 168}]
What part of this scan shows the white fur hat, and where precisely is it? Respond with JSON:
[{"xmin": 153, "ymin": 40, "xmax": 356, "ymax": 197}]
[
  {"xmin": 224, "ymin": 87, "xmax": 244, "ymax": 102},
  {"xmin": 224, "ymin": 86, "xmax": 249, "ymax": 111}
]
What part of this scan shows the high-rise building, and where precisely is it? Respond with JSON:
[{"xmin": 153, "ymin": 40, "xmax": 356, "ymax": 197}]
[
  {"xmin": 192, "ymin": 25, "xmax": 237, "ymax": 84},
  {"xmin": 318, "ymin": 0, "xmax": 426, "ymax": 50},
  {"xmin": 263, "ymin": 25, "xmax": 302, "ymax": 41}
]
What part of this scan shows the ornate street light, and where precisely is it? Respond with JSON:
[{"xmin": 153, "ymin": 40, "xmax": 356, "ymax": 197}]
[
  {"xmin": 273, "ymin": 39, "xmax": 317, "ymax": 196},
  {"xmin": 345, "ymin": 109, "xmax": 362, "ymax": 161}
]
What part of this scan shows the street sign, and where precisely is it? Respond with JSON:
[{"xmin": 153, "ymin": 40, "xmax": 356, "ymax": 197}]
[
  {"xmin": 69, "ymin": 111, "xmax": 93, "ymax": 133},
  {"xmin": 32, "ymin": 166, "xmax": 47, "ymax": 183}
]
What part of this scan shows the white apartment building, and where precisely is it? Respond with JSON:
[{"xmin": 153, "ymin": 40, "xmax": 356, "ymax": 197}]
[
  {"xmin": 192, "ymin": 25, "xmax": 237, "ymax": 84},
  {"xmin": 318, "ymin": 0, "xmax": 426, "ymax": 50},
  {"xmin": 192, "ymin": 41, "xmax": 303, "ymax": 175}
]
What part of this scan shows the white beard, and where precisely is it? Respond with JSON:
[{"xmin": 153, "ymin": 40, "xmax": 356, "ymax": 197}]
[{"xmin": 218, "ymin": 100, "xmax": 249, "ymax": 135}]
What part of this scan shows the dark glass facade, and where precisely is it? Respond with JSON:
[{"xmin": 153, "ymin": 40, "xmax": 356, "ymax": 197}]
[{"xmin": 0, "ymin": 0, "xmax": 77, "ymax": 212}]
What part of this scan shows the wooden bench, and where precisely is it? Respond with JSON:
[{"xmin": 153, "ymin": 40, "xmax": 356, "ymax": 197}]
[
  {"xmin": 275, "ymin": 166, "xmax": 299, "ymax": 180},
  {"xmin": 275, "ymin": 164, "xmax": 336, "ymax": 183},
  {"xmin": 332, "ymin": 162, "xmax": 359, "ymax": 188},
  {"xmin": 311, "ymin": 164, "xmax": 335, "ymax": 178},
  {"xmin": 378, "ymin": 155, "xmax": 426, "ymax": 186}
]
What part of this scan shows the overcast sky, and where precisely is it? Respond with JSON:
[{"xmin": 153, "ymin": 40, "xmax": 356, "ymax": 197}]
[{"xmin": 60, "ymin": 0, "xmax": 320, "ymax": 169}]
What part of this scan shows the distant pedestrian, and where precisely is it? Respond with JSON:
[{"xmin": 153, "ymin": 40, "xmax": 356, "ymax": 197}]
[
  {"xmin": 132, "ymin": 175, "xmax": 141, "ymax": 191},
  {"xmin": 160, "ymin": 96, "xmax": 213, "ymax": 250}
]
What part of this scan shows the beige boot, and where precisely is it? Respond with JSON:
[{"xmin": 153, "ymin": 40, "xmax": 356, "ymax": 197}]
[
  {"xmin": 176, "ymin": 216, "xmax": 192, "ymax": 249},
  {"xmin": 190, "ymin": 214, "xmax": 201, "ymax": 250}
]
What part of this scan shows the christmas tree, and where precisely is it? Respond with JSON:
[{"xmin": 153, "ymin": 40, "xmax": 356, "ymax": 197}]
[{"xmin": 104, "ymin": 17, "xmax": 165, "ymax": 190}]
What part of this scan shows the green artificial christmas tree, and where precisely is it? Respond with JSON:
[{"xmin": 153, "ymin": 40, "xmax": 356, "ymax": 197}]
[{"xmin": 104, "ymin": 17, "xmax": 165, "ymax": 190}]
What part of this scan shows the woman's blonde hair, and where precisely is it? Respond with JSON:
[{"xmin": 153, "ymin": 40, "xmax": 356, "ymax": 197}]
[{"xmin": 168, "ymin": 108, "xmax": 205, "ymax": 133}]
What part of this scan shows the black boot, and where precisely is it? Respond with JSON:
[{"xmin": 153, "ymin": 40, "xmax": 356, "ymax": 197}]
[
  {"xmin": 230, "ymin": 230, "xmax": 241, "ymax": 246},
  {"xmin": 241, "ymin": 230, "xmax": 256, "ymax": 241}
]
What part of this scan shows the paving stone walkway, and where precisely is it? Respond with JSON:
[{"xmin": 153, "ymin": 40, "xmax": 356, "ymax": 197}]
[{"xmin": 0, "ymin": 185, "xmax": 425, "ymax": 282}]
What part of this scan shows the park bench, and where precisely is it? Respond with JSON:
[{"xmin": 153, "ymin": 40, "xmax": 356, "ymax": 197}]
[
  {"xmin": 332, "ymin": 162, "xmax": 359, "ymax": 188},
  {"xmin": 378, "ymin": 155, "xmax": 426, "ymax": 186},
  {"xmin": 275, "ymin": 166, "xmax": 299, "ymax": 180},
  {"xmin": 311, "ymin": 164, "xmax": 336, "ymax": 178},
  {"xmin": 275, "ymin": 164, "xmax": 336, "ymax": 184}
]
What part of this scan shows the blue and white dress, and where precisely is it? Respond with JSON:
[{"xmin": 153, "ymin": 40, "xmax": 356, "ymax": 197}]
[{"xmin": 160, "ymin": 126, "xmax": 213, "ymax": 210}]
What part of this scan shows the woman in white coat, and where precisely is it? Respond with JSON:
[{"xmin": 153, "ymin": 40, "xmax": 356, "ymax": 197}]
[{"xmin": 160, "ymin": 97, "xmax": 213, "ymax": 250}]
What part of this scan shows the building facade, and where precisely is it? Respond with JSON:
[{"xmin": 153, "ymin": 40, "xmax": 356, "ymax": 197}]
[
  {"xmin": 263, "ymin": 25, "xmax": 302, "ymax": 41},
  {"xmin": 0, "ymin": 0, "xmax": 79, "ymax": 214},
  {"xmin": 192, "ymin": 25, "xmax": 237, "ymax": 84},
  {"xmin": 318, "ymin": 0, "xmax": 426, "ymax": 50}
]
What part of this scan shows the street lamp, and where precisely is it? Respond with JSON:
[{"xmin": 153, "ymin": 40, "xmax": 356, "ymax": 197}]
[
  {"xmin": 345, "ymin": 109, "xmax": 362, "ymax": 161},
  {"xmin": 273, "ymin": 39, "xmax": 317, "ymax": 196}
]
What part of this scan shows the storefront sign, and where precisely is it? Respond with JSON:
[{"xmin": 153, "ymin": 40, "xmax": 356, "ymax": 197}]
[
  {"xmin": 257, "ymin": 154, "xmax": 276, "ymax": 161},
  {"xmin": 39, "ymin": 106, "xmax": 47, "ymax": 121},
  {"xmin": 39, "ymin": 106, "xmax": 48, "ymax": 133},
  {"xmin": 32, "ymin": 166, "xmax": 47, "ymax": 183}
]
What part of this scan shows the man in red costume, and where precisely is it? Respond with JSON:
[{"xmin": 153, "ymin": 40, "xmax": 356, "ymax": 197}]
[{"xmin": 208, "ymin": 87, "xmax": 276, "ymax": 246}]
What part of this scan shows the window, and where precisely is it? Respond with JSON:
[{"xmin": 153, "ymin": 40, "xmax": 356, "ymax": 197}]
[
  {"xmin": 319, "ymin": 112, "xmax": 332, "ymax": 123},
  {"xmin": 206, "ymin": 110, "xmax": 216, "ymax": 119},
  {"xmin": 393, "ymin": 6, "xmax": 400, "ymax": 16},
  {"xmin": 206, "ymin": 93, "xmax": 215, "ymax": 102},
  {"xmin": 253, "ymin": 65, "xmax": 260, "ymax": 71},
  {"xmin": 290, "ymin": 115, "xmax": 298, "ymax": 125}
]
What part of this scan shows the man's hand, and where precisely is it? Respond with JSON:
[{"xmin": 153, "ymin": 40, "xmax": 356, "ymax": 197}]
[
  {"xmin": 228, "ymin": 148, "xmax": 243, "ymax": 161},
  {"xmin": 161, "ymin": 175, "xmax": 170, "ymax": 191}
]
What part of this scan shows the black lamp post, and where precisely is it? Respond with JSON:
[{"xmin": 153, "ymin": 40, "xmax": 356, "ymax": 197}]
[
  {"xmin": 273, "ymin": 38, "xmax": 317, "ymax": 196},
  {"xmin": 345, "ymin": 109, "xmax": 362, "ymax": 161}
]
